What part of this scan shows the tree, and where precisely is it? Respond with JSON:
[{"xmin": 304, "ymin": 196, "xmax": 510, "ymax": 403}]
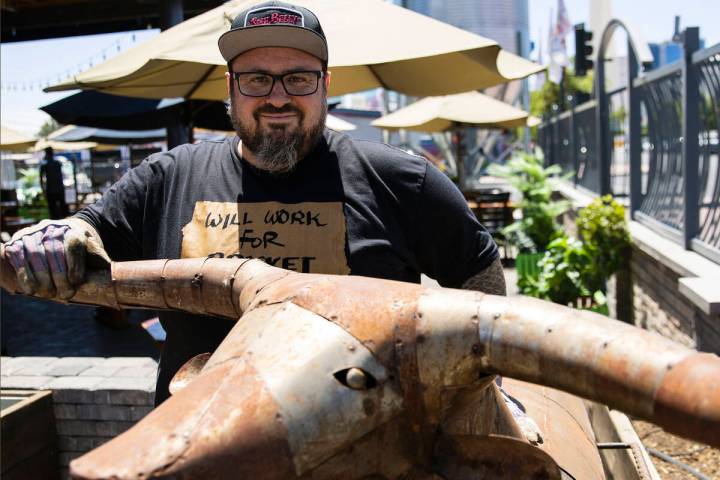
[
  {"xmin": 530, "ymin": 67, "xmax": 594, "ymax": 119},
  {"xmin": 37, "ymin": 118, "xmax": 61, "ymax": 138}
]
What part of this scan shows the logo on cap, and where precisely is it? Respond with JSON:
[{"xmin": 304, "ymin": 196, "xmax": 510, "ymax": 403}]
[{"xmin": 244, "ymin": 7, "xmax": 305, "ymax": 27}]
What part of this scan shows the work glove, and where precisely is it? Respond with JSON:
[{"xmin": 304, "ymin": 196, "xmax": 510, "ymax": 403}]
[{"xmin": 1, "ymin": 218, "xmax": 110, "ymax": 300}]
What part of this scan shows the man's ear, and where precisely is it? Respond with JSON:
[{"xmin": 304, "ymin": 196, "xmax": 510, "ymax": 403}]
[
  {"xmin": 225, "ymin": 71, "xmax": 232, "ymax": 96},
  {"xmin": 324, "ymin": 70, "xmax": 331, "ymax": 90}
]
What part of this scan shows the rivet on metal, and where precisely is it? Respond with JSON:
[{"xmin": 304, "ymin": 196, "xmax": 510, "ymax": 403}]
[{"xmin": 346, "ymin": 368, "xmax": 368, "ymax": 390}]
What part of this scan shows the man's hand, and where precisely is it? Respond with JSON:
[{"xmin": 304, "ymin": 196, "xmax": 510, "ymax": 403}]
[{"xmin": 1, "ymin": 218, "xmax": 109, "ymax": 299}]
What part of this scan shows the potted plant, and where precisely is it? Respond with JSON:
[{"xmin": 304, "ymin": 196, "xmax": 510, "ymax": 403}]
[
  {"xmin": 522, "ymin": 195, "xmax": 630, "ymax": 315},
  {"xmin": 488, "ymin": 153, "xmax": 570, "ymax": 281}
]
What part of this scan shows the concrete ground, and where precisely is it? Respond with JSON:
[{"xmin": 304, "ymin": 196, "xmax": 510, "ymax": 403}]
[{"xmin": 1, "ymin": 292, "xmax": 159, "ymax": 359}]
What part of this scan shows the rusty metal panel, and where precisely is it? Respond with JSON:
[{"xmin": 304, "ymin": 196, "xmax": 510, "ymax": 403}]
[
  {"xmin": 474, "ymin": 294, "xmax": 692, "ymax": 418},
  {"xmin": 71, "ymin": 359, "xmax": 297, "ymax": 479},
  {"xmin": 204, "ymin": 301, "xmax": 404, "ymax": 475},
  {"xmin": 433, "ymin": 434, "xmax": 563, "ymax": 479},
  {"xmin": 653, "ymin": 352, "xmax": 720, "ymax": 447},
  {"xmin": 502, "ymin": 379, "xmax": 605, "ymax": 480},
  {"xmin": 111, "ymin": 259, "xmax": 168, "ymax": 309}
]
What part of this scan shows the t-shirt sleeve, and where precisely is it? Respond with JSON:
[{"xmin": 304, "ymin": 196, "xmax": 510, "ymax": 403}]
[
  {"xmin": 74, "ymin": 155, "xmax": 168, "ymax": 261},
  {"xmin": 413, "ymin": 162, "xmax": 499, "ymax": 288}
]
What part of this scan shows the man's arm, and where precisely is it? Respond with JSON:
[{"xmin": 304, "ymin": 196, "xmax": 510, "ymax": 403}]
[{"xmin": 461, "ymin": 257, "xmax": 507, "ymax": 296}]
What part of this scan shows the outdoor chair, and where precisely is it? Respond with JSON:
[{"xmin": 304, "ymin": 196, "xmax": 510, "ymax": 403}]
[{"xmin": 469, "ymin": 189, "xmax": 514, "ymax": 259}]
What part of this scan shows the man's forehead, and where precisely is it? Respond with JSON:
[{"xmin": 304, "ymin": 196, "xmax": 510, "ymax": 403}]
[{"xmin": 231, "ymin": 47, "xmax": 322, "ymax": 70}]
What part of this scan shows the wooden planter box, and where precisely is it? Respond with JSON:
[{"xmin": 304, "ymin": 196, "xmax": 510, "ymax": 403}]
[{"xmin": 1, "ymin": 390, "xmax": 59, "ymax": 480}]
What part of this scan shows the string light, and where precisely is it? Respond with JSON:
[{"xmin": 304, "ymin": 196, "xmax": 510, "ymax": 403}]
[{"xmin": 1, "ymin": 31, "xmax": 142, "ymax": 92}]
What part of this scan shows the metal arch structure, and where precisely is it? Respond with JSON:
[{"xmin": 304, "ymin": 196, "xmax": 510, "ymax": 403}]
[{"xmin": 593, "ymin": 18, "xmax": 653, "ymax": 203}]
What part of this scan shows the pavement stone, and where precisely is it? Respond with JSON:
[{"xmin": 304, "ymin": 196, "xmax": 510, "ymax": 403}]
[
  {"xmin": 76, "ymin": 404, "xmax": 132, "ymax": 421},
  {"xmin": 94, "ymin": 389, "xmax": 154, "ymax": 406},
  {"xmin": 50, "ymin": 357, "xmax": 107, "ymax": 367},
  {"xmin": 45, "ymin": 376, "xmax": 106, "ymax": 391},
  {"xmin": 0, "ymin": 356, "xmax": 59, "ymax": 375},
  {"xmin": 53, "ymin": 403, "xmax": 78, "ymax": 419},
  {"xmin": 115, "ymin": 366, "xmax": 158, "ymax": 378},
  {"xmin": 102, "ymin": 357, "xmax": 158, "ymax": 368},
  {"xmin": 1, "ymin": 375, "xmax": 54, "ymax": 389},
  {"xmin": 130, "ymin": 405, "xmax": 154, "ymax": 421},
  {"xmin": 1, "ymin": 292, "xmax": 159, "ymax": 358},
  {"xmin": 56, "ymin": 420, "xmax": 97, "ymax": 436},
  {"xmin": 96, "ymin": 376, "xmax": 155, "ymax": 391},
  {"xmin": 52, "ymin": 388, "xmax": 96, "ymax": 404},
  {"xmin": 79, "ymin": 366, "xmax": 123, "ymax": 377},
  {"xmin": 95, "ymin": 421, "xmax": 134, "ymax": 437}
]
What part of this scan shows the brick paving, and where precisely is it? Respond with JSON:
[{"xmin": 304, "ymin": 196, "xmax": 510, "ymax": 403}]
[{"xmin": 0, "ymin": 292, "xmax": 159, "ymax": 359}]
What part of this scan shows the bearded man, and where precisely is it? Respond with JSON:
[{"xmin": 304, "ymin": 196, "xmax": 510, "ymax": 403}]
[{"xmin": 2, "ymin": 1, "xmax": 506, "ymax": 404}]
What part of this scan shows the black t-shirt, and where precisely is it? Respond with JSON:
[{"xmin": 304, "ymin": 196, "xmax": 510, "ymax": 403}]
[{"xmin": 77, "ymin": 129, "xmax": 498, "ymax": 403}]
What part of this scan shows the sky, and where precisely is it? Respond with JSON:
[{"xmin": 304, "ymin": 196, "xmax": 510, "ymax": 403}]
[{"xmin": 1, "ymin": 0, "xmax": 719, "ymax": 136}]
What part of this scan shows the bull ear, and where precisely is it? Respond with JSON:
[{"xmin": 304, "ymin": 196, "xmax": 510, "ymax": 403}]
[{"xmin": 169, "ymin": 352, "xmax": 212, "ymax": 395}]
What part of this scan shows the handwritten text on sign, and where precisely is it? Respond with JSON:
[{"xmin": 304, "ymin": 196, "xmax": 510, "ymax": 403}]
[{"xmin": 181, "ymin": 201, "xmax": 349, "ymax": 274}]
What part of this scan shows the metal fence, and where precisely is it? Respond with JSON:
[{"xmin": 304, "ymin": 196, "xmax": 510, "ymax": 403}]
[{"xmin": 538, "ymin": 28, "xmax": 720, "ymax": 265}]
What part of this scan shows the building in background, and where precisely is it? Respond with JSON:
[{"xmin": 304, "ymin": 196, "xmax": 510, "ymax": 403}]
[{"xmin": 404, "ymin": 0, "xmax": 529, "ymax": 55}]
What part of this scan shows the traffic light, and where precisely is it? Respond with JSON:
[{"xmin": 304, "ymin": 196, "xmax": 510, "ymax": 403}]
[{"xmin": 574, "ymin": 23, "xmax": 594, "ymax": 76}]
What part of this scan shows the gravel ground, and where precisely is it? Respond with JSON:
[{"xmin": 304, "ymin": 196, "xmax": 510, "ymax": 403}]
[{"xmin": 632, "ymin": 420, "xmax": 719, "ymax": 479}]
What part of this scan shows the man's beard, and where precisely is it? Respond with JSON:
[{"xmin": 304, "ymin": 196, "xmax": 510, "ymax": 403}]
[{"xmin": 228, "ymin": 95, "xmax": 326, "ymax": 175}]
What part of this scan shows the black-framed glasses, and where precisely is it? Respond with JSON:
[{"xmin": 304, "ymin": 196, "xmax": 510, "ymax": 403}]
[{"xmin": 232, "ymin": 70, "xmax": 324, "ymax": 97}]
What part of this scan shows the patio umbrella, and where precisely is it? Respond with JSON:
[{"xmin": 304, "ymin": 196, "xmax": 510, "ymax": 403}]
[
  {"xmin": 47, "ymin": 124, "xmax": 167, "ymax": 145},
  {"xmin": 45, "ymin": 0, "xmax": 543, "ymax": 100},
  {"xmin": 371, "ymin": 91, "xmax": 531, "ymax": 132},
  {"xmin": 40, "ymin": 91, "xmax": 233, "ymax": 132},
  {"xmin": 326, "ymin": 114, "xmax": 356, "ymax": 132},
  {"xmin": 32, "ymin": 139, "xmax": 98, "ymax": 152},
  {"xmin": 372, "ymin": 91, "xmax": 531, "ymax": 189},
  {"xmin": 41, "ymin": 91, "xmax": 355, "ymax": 134},
  {"xmin": 1, "ymin": 126, "xmax": 36, "ymax": 152}
]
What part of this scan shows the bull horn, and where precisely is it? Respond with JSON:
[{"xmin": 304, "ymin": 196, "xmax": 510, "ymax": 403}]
[{"xmin": 1, "ymin": 257, "xmax": 718, "ymax": 476}]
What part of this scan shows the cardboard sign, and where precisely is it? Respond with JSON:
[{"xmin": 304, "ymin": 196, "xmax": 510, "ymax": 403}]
[{"xmin": 181, "ymin": 201, "xmax": 349, "ymax": 274}]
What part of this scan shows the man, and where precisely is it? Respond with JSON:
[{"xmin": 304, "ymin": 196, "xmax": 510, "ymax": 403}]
[
  {"xmin": 2, "ymin": 1, "xmax": 505, "ymax": 404},
  {"xmin": 39, "ymin": 147, "xmax": 68, "ymax": 219}
]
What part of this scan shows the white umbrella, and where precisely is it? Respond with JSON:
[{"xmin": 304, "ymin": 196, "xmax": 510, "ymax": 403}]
[
  {"xmin": 371, "ymin": 91, "xmax": 531, "ymax": 132},
  {"xmin": 326, "ymin": 114, "xmax": 356, "ymax": 132},
  {"xmin": 46, "ymin": 0, "xmax": 543, "ymax": 100},
  {"xmin": 1, "ymin": 126, "xmax": 36, "ymax": 152}
]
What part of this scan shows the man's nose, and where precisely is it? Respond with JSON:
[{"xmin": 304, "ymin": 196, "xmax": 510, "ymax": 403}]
[{"xmin": 266, "ymin": 78, "xmax": 291, "ymax": 107}]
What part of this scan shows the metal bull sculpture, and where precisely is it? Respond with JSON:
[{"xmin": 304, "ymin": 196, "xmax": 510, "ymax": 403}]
[{"xmin": 2, "ymin": 257, "xmax": 719, "ymax": 479}]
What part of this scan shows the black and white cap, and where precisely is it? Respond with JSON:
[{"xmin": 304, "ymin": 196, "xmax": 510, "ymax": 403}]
[{"xmin": 218, "ymin": 1, "xmax": 328, "ymax": 63}]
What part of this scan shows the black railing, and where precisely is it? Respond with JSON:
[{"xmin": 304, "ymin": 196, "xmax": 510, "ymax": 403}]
[{"xmin": 538, "ymin": 28, "xmax": 720, "ymax": 265}]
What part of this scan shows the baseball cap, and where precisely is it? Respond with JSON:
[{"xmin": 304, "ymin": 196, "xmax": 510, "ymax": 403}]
[{"xmin": 218, "ymin": 1, "xmax": 328, "ymax": 64}]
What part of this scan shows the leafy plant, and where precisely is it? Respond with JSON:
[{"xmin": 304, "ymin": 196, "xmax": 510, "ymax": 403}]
[
  {"xmin": 522, "ymin": 236, "xmax": 595, "ymax": 305},
  {"xmin": 521, "ymin": 195, "xmax": 630, "ymax": 313},
  {"xmin": 576, "ymin": 195, "xmax": 631, "ymax": 281},
  {"xmin": 489, "ymin": 153, "xmax": 570, "ymax": 253},
  {"xmin": 16, "ymin": 168, "xmax": 42, "ymax": 205}
]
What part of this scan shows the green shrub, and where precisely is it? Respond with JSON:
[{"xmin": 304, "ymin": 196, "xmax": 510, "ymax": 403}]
[
  {"xmin": 576, "ymin": 195, "xmax": 631, "ymax": 280},
  {"xmin": 488, "ymin": 153, "xmax": 570, "ymax": 252},
  {"xmin": 523, "ymin": 196, "xmax": 630, "ymax": 313}
]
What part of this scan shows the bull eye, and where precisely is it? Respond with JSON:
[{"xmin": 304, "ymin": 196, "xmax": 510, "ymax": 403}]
[{"xmin": 333, "ymin": 368, "xmax": 378, "ymax": 390}]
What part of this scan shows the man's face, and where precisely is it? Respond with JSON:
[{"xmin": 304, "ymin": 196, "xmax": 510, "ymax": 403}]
[{"xmin": 227, "ymin": 47, "xmax": 329, "ymax": 174}]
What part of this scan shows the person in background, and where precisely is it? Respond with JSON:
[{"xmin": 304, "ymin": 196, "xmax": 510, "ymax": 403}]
[{"xmin": 39, "ymin": 147, "xmax": 68, "ymax": 219}]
